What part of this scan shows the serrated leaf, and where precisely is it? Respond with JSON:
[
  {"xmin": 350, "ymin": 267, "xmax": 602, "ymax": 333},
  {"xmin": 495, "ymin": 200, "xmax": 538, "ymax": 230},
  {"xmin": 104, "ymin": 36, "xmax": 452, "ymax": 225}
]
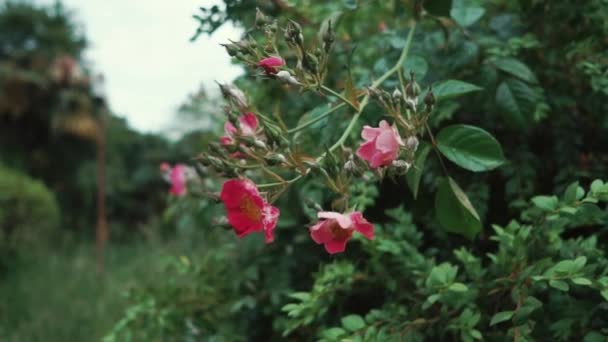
[
  {"xmin": 435, "ymin": 177, "xmax": 482, "ymax": 239},
  {"xmin": 495, "ymin": 78, "xmax": 539, "ymax": 128},
  {"xmin": 436, "ymin": 124, "xmax": 506, "ymax": 172},
  {"xmin": 450, "ymin": 7, "xmax": 485, "ymax": 27},
  {"xmin": 341, "ymin": 314, "xmax": 366, "ymax": 331},
  {"xmin": 490, "ymin": 311, "xmax": 514, "ymax": 326},
  {"xmin": 433, "ymin": 80, "xmax": 482, "ymax": 100},
  {"xmin": 494, "ymin": 58, "xmax": 538, "ymax": 83},
  {"xmin": 406, "ymin": 143, "xmax": 431, "ymax": 198}
]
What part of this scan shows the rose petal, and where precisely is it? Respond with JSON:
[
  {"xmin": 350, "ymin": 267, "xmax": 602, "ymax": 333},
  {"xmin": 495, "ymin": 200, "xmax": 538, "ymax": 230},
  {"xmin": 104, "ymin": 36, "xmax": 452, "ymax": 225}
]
[
  {"xmin": 317, "ymin": 211, "xmax": 352, "ymax": 228},
  {"xmin": 324, "ymin": 239, "xmax": 348, "ymax": 254},
  {"xmin": 350, "ymin": 212, "xmax": 374, "ymax": 240}
]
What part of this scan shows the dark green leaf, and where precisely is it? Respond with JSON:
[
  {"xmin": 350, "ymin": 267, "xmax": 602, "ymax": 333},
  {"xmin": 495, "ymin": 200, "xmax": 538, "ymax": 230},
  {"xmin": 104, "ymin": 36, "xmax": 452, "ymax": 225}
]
[
  {"xmin": 495, "ymin": 78, "xmax": 539, "ymax": 128},
  {"xmin": 436, "ymin": 124, "xmax": 506, "ymax": 172},
  {"xmin": 435, "ymin": 177, "xmax": 482, "ymax": 239},
  {"xmin": 406, "ymin": 142, "xmax": 431, "ymax": 198},
  {"xmin": 494, "ymin": 58, "xmax": 538, "ymax": 83},
  {"xmin": 433, "ymin": 80, "xmax": 482, "ymax": 100}
]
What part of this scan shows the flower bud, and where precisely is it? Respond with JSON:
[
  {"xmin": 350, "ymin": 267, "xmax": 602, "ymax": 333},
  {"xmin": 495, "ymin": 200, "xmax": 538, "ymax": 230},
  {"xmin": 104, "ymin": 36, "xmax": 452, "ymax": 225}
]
[
  {"xmin": 218, "ymin": 83, "xmax": 249, "ymax": 110},
  {"xmin": 265, "ymin": 153, "xmax": 287, "ymax": 165},
  {"xmin": 303, "ymin": 52, "xmax": 318, "ymax": 74},
  {"xmin": 405, "ymin": 136, "xmax": 419, "ymax": 152},
  {"xmin": 207, "ymin": 156, "xmax": 225, "ymax": 170},
  {"xmin": 405, "ymin": 71, "xmax": 421, "ymax": 98},
  {"xmin": 392, "ymin": 88, "xmax": 402, "ymax": 100},
  {"xmin": 320, "ymin": 19, "xmax": 335, "ymax": 52},
  {"xmin": 276, "ymin": 70, "xmax": 300, "ymax": 85},
  {"xmin": 253, "ymin": 139, "xmax": 267, "ymax": 149},
  {"xmin": 285, "ymin": 20, "xmax": 304, "ymax": 46},
  {"xmin": 221, "ymin": 43, "xmax": 239, "ymax": 57},
  {"xmin": 255, "ymin": 8, "xmax": 268, "ymax": 28},
  {"xmin": 209, "ymin": 142, "xmax": 228, "ymax": 157}
]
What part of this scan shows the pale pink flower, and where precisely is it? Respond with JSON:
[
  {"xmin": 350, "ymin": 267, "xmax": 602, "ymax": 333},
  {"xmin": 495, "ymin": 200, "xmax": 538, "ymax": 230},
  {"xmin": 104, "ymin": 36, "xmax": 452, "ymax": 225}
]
[
  {"xmin": 356, "ymin": 120, "xmax": 404, "ymax": 168},
  {"xmin": 309, "ymin": 211, "xmax": 374, "ymax": 254}
]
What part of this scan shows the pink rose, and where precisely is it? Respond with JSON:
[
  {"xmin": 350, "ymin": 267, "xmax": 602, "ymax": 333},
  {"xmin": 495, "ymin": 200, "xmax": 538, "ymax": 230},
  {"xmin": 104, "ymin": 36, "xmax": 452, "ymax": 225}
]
[
  {"xmin": 356, "ymin": 120, "xmax": 404, "ymax": 168},
  {"xmin": 310, "ymin": 211, "xmax": 374, "ymax": 254},
  {"xmin": 257, "ymin": 56, "xmax": 285, "ymax": 75},
  {"xmin": 220, "ymin": 112, "xmax": 259, "ymax": 146},
  {"xmin": 220, "ymin": 178, "xmax": 280, "ymax": 243}
]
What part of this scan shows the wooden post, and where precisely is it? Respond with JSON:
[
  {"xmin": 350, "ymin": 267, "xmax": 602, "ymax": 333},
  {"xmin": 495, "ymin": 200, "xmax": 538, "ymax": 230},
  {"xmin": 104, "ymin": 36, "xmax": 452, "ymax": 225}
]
[{"xmin": 95, "ymin": 107, "xmax": 107, "ymax": 274}]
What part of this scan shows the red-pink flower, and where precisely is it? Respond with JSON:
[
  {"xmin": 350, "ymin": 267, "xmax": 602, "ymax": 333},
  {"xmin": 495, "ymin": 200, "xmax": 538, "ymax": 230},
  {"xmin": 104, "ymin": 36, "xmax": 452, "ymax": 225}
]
[
  {"xmin": 309, "ymin": 211, "xmax": 374, "ymax": 254},
  {"xmin": 257, "ymin": 56, "xmax": 285, "ymax": 74},
  {"xmin": 220, "ymin": 178, "xmax": 280, "ymax": 243},
  {"xmin": 169, "ymin": 164, "xmax": 187, "ymax": 196},
  {"xmin": 220, "ymin": 112, "xmax": 259, "ymax": 146},
  {"xmin": 356, "ymin": 120, "xmax": 404, "ymax": 168}
]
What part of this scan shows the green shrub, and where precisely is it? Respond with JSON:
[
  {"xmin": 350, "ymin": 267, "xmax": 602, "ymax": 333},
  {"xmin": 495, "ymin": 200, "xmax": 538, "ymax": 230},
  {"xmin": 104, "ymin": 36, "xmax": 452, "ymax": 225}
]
[{"xmin": 0, "ymin": 164, "xmax": 60, "ymax": 251}]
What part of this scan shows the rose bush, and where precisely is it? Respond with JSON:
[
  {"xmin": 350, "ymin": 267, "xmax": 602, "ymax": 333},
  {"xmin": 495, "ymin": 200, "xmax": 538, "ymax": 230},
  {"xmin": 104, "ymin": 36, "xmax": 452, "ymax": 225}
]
[{"xmin": 107, "ymin": 1, "xmax": 608, "ymax": 340}]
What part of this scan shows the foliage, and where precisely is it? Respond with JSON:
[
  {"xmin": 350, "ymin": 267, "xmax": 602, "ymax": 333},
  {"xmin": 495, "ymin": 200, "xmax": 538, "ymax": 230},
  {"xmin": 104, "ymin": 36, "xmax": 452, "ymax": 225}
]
[
  {"xmin": 0, "ymin": 164, "xmax": 60, "ymax": 266},
  {"xmin": 106, "ymin": 0, "xmax": 608, "ymax": 340}
]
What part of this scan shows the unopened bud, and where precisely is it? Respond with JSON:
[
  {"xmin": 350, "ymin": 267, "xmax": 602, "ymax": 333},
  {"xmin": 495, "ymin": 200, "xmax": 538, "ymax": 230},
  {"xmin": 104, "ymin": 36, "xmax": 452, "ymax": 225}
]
[
  {"xmin": 209, "ymin": 142, "xmax": 228, "ymax": 157},
  {"xmin": 276, "ymin": 70, "xmax": 300, "ymax": 85},
  {"xmin": 405, "ymin": 71, "xmax": 421, "ymax": 98},
  {"xmin": 221, "ymin": 43, "xmax": 239, "ymax": 57},
  {"xmin": 218, "ymin": 83, "xmax": 248, "ymax": 110},
  {"xmin": 405, "ymin": 136, "xmax": 419, "ymax": 152},
  {"xmin": 207, "ymin": 156, "xmax": 225, "ymax": 170},
  {"xmin": 392, "ymin": 88, "xmax": 402, "ymax": 100},
  {"xmin": 253, "ymin": 139, "xmax": 267, "ymax": 149},
  {"xmin": 265, "ymin": 153, "xmax": 287, "ymax": 165},
  {"xmin": 285, "ymin": 20, "xmax": 304, "ymax": 46},
  {"xmin": 255, "ymin": 8, "xmax": 268, "ymax": 28},
  {"xmin": 320, "ymin": 19, "xmax": 335, "ymax": 52},
  {"xmin": 302, "ymin": 52, "xmax": 318, "ymax": 74}
]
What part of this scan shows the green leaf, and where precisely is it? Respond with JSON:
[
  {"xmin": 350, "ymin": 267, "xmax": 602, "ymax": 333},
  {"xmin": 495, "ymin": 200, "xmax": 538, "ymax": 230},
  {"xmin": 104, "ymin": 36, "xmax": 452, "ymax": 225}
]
[
  {"xmin": 494, "ymin": 58, "xmax": 538, "ymax": 84},
  {"xmin": 424, "ymin": 0, "xmax": 452, "ymax": 16},
  {"xmin": 549, "ymin": 279, "xmax": 570, "ymax": 292},
  {"xmin": 322, "ymin": 327, "xmax": 347, "ymax": 339},
  {"xmin": 450, "ymin": 7, "xmax": 485, "ymax": 27},
  {"xmin": 403, "ymin": 55, "xmax": 428, "ymax": 80},
  {"xmin": 490, "ymin": 311, "xmax": 514, "ymax": 326},
  {"xmin": 406, "ymin": 143, "xmax": 431, "ymax": 198},
  {"xmin": 531, "ymin": 195, "xmax": 558, "ymax": 211},
  {"xmin": 563, "ymin": 181, "xmax": 582, "ymax": 203},
  {"xmin": 341, "ymin": 314, "xmax": 365, "ymax": 331},
  {"xmin": 432, "ymin": 80, "xmax": 482, "ymax": 100},
  {"xmin": 448, "ymin": 282, "xmax": 468, "ymax": 292},
  {"xmin": 435, "ymin": 177, "xmax": 482, "ymax": 239},
  {"xmin": 495, "ymin": 78, "xmax": 540, "ymax": 128},
  {"xmin": 436, "ymin": 124, "xmax": 506, "ymax": 172},
  {"xmin": 601, "ymin": 289, "xmax": 608, "ymax": 302},
  {"xmin": 571, "ymin": 277, "xmax": 592, "ymax": 286}
]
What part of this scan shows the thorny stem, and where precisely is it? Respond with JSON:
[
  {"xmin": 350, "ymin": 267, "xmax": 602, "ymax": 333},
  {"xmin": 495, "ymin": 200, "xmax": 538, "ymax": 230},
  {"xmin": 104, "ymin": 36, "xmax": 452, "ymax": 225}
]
[{"xmin": 258, "ymin": 21, "xmax": 418, "ymax": 189}]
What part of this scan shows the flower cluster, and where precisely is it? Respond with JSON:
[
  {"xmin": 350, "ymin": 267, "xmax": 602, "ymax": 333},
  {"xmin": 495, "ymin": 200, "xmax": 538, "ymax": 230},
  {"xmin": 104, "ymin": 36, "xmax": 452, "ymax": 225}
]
[{"xmin": 166, "ymin": 10, "xmax": 438, "ymax": 254}]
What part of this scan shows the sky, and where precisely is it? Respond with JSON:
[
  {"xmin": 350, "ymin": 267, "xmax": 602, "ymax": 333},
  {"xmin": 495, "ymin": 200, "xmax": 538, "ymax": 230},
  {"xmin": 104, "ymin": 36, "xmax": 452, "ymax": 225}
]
[{"xmin": 41, "ymin": 0, "xmax": 243, "ymax": 133}]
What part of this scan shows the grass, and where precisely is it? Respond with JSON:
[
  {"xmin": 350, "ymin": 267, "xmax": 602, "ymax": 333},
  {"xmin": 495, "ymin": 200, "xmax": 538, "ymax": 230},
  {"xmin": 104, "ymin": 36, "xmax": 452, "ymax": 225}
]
[{"xmin": 0, "ymin": 234, "xmax": 188, "ymax": 342}]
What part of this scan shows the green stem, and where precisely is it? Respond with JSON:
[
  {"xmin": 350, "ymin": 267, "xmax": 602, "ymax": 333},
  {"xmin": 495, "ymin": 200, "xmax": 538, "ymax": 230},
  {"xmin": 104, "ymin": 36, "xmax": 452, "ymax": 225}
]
[
  {"xmin": 322, "ymin": 21, "xmax": 417, "ymax": 158},
  {"xmin": 260, "ymin": 21, "xmax": 418, "ymax": 188},
  {"xmin": 320, "ymin": 85, "xmax": 359, "ymax": 111},
  {"xmin": 287, "ymin": 103, "xmax": 346, "ymax": 134}
]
